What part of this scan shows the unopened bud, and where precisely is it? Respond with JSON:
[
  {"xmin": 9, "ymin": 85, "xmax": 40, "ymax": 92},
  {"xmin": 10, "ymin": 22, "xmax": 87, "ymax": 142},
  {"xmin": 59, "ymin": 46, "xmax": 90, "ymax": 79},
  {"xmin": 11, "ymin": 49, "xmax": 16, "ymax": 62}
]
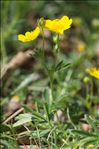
[
  {"xmin": 38, "ymin": 17, "xmax": 45, "ymax": 27},
  {"xmin": 83, "ymin": 77, "xmax": 90, "ymax": 84}
]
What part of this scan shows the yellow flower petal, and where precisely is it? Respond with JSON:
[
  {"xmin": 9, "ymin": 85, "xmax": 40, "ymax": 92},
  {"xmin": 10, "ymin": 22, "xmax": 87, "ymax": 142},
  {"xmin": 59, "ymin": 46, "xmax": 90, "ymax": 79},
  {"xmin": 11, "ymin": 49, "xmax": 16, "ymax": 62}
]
[
  {"xmin": 86, "ymin": 67, "xmax": 99, "ymax": 79},
  {"xmin": 31, "ymin": 27, "xmax": 40, "ymax": 40},
  {"xmin": 25, "ymin": 32, "xmax": 31, "ymax": 36},
  {"xmin": 18, "ymin": 34, "xmax": 26, "ymax": 42},
  {"xmin": 18, "ymin": 27, "xmax": 40, "ymax": 42},
  {"xmin": 44, "ymin": 16, "xmax": 72, "ymax": 34}
]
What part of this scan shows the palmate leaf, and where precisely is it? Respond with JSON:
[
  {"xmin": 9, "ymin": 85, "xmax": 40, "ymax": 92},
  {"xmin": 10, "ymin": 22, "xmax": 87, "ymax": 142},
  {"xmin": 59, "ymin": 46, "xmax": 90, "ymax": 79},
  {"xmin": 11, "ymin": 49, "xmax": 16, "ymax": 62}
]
[
  {"xmin": 55, "ymin": 60, "xmax": 70, "ymax": 72},
  {"xmin": 55, "ymin": 60, "xmax": 63, "ymax": 70}
]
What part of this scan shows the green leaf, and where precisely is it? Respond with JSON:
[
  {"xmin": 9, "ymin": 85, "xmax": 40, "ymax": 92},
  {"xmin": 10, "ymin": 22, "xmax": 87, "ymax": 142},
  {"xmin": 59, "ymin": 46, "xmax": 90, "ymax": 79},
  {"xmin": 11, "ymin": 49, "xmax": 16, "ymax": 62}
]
[
  {"xmin": 11, "ymin": 73, "xmax": 40, "ymax": 95},
  {"xmin": 55, "ymin": 61, "xmax": 70, "ymax": 72},
  {"xmin": 72, "ymin": 130, "xmax": 96, "ymax": 137},
  {"xmin": 13, "ymin": 113, "xmax": 32, "ymax": 127},
  {"xmin": 86, "ymin": 115, "xmax": 99, "ymax": 133},
  {"xmin": 56, "ymin": 60, "xmax": 63, "ymax": 70},
  {"xmin": 0, "ymin": 124, "xmax": 11, "ymax": 133},
  {"xmin": 23, "ymin": 104, "xmax": 34, "ymax": 113},
  {"xmin": 78, "ymin": 137, "xmax": 98, "ymax": 147},
  {"xmin": 32, "ymin": 111, "xmax": 47, "ymax": 122},
  {"xmin": 44, "ymin": 87, "xmax": 49, "ymax": 102},
  {"xmin": 31, "ymin": 129, "xmax": 50, "ymax": 138}
]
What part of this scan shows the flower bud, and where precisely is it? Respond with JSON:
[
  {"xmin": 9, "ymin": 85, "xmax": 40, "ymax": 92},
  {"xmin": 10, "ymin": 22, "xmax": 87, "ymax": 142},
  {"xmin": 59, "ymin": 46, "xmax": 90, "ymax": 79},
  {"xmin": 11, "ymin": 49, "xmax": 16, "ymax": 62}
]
[
  {"xmin": 38, "ymin": 17, "xmax": 45, "ymax": 27},
  {"xmin": 83, "ymin": 77, "xmax": 90, "ymax": 84}
]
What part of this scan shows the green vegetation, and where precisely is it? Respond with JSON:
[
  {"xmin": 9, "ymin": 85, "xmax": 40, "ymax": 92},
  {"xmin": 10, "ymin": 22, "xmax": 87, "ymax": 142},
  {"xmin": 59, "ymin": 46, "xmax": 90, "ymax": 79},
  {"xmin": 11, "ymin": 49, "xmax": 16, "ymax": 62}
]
[{"xmin": 1, "ymin": 1, "xmax": 99, "ymax": 149}]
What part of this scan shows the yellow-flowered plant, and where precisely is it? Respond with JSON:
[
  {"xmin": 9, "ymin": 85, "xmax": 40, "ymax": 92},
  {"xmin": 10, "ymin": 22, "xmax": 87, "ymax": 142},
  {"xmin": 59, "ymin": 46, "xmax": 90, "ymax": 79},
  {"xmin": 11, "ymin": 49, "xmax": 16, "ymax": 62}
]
[
  {"xmin": 86, "ymin": 67, "xmax": 99, "ymax": 79},
  {"xmin": 43, "ymin": 16, "xmax": 72, "ymax": 34},
  {"xmin": 18, "ymin": 16, "xmax": 72, "ymax": 43},
  {"xmin": 18, "ymin": 27, "xmax": 40, "ymax": 42},
  {"xmin": 77, "ymin": 41, "xmax": 86, "ymax": 52},
  {"xmin": 11, "ymin": 96, "xmax": 20, "ymax": 102}
]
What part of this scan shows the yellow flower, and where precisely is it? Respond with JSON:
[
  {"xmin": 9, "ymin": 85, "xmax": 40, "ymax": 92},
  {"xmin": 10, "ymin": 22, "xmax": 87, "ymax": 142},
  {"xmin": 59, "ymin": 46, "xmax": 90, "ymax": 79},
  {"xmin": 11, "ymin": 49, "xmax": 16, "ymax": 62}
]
[
  {"xmin": 11, "ymin": 96, "xmax": 20, "ymax": 102},
  {"xmin": 44, "ymin": 16, "xmax": 72, "ymax": 34},
  {"xmin": 18, "ymin": 27, "xmax": 40, "ymax": 42},
  {"xmin": 77, "ymin": 41, "xmax": 86, "ymax": 52},
  {"xmin": 86, "ymin": 67, "xmax": 99, "ymax": 79}
]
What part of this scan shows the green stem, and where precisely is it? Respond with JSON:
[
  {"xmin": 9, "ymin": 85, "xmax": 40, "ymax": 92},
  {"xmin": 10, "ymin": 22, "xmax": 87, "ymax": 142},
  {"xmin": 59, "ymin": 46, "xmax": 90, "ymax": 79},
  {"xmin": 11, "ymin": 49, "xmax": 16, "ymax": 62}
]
[
  {"xmin": 54, "ymin": 34, "xmax": 60, "ymax": 67},
  {"xmin": 50, "ymin": 76, "xmax": 54, "ymax": 101},
  {"xmin": 57, "ymin": 34, "xmax": 59, "ymax": 46},
  {"xmin": 41, "ymin": 27, "xmax": 48, "ymax": 73},
  {"xmin": 86, "ymin": 84, "xmax": 89, "ymax": 103},
  {"xmin": 90, "ymin": 78, "xmax": 93, "ymax": 97},
  {"xmin": 41, "ymin": 27, "xmax": 45, "ymax": 62},
  {"xmin": 50, "ymin": 34, "xmax": 60, "ymax": 102},
  {"xmin": 90, "ymin": 78, "xmax": 93, "ymax": 108}
]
